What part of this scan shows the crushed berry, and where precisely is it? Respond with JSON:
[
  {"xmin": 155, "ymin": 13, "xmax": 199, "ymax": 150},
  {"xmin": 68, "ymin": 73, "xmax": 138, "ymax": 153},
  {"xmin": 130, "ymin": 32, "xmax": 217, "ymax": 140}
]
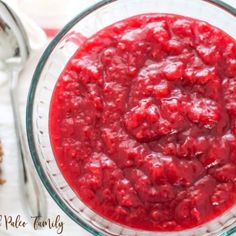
[{"xmin": 50, "ymin": 14, "xmax": 236, "ymax": 231}]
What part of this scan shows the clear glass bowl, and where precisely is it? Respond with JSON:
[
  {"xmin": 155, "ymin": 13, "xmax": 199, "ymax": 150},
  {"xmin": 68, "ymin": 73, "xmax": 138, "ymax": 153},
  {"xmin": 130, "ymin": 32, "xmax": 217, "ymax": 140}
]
[{"xmin": 26, "ymin": 0, "xmax": 236, "ymax": 235}]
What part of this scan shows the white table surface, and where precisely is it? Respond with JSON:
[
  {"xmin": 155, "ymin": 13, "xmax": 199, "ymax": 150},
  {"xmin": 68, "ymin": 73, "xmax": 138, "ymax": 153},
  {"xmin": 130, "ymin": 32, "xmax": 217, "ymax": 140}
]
[{"xmin": 0, "ymin": 0, "xmax": 235, "ymax": 235}]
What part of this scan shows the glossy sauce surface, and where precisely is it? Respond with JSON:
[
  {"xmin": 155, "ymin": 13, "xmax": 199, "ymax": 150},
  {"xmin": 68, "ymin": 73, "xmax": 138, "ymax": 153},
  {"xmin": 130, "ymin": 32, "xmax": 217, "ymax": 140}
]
[{"xmin": 50, "ymin": 14, "xmax": 236, "ymax": 231}]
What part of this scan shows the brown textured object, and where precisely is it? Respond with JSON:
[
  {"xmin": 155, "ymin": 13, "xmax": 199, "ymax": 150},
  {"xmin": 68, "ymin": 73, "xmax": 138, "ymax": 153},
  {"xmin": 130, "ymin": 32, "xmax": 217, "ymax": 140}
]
[{"xmin": 0, "ymin": 143, "xmax": 5, "ymax": 185}]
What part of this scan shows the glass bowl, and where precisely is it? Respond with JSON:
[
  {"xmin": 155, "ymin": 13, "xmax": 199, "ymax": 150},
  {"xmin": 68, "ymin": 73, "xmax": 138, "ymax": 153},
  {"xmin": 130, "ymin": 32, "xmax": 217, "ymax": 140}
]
[{"xmin": 26, "ymin": 0, "xmax": 236, "ymax": 235}]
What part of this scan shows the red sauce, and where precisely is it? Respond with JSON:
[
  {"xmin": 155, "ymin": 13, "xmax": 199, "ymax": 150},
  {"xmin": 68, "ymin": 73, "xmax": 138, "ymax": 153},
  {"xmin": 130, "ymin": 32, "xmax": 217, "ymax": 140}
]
[{"xmin": 49, "ymin": 14, "xmax": 236, "ymax": 231}]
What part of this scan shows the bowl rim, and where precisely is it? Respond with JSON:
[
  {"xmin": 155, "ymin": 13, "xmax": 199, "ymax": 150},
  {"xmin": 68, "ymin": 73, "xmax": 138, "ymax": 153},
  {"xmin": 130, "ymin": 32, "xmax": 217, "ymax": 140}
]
[{"xmin": 26, "ymin": 0, "xmax": 236, "ymax": 235}]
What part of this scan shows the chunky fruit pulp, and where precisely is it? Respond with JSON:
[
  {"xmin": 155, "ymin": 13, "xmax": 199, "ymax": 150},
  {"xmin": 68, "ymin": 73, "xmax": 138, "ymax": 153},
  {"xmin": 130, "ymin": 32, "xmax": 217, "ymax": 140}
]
[{"xmin": 50, "ymin": 14, "xmax": 236, "ymax": 231}]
